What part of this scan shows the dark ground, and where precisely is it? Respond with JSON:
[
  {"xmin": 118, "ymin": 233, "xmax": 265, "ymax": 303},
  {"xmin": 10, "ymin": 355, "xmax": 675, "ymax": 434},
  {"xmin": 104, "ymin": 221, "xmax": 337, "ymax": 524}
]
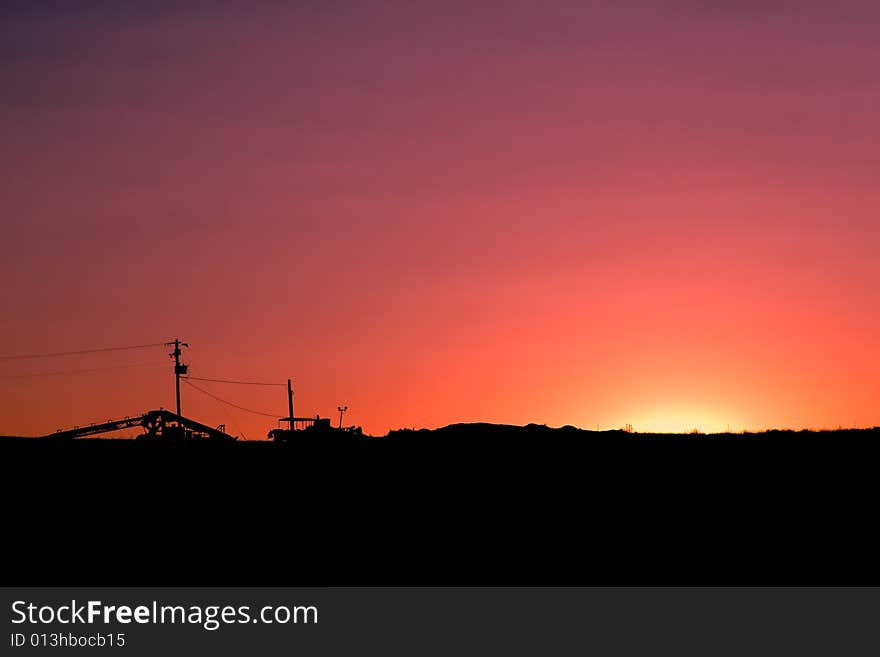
[{"xmin": 2, "ymin": 424, "xmax": 878, "ymax": 585}]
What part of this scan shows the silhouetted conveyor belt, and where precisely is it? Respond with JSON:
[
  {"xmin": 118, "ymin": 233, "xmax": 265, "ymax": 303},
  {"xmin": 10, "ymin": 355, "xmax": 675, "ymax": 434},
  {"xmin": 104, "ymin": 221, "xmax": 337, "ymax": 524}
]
[
  {"xmin": 43, "ymin": 415, "xmax": 148, "ymax": 440},
  {"xmin": 40, "ymin": 409, "xmax": 235, "ymax": 442}
]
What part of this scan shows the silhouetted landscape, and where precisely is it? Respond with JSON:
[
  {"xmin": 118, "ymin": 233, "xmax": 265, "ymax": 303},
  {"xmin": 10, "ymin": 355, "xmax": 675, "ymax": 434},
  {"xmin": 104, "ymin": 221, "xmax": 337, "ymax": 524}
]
[
  {"xmin": 4, "ymin": 423, "xmax": 879, "ymax": 585},
  {"xmin": 5, "ymin": 2, "xmax": 880, "ymax": 627}
]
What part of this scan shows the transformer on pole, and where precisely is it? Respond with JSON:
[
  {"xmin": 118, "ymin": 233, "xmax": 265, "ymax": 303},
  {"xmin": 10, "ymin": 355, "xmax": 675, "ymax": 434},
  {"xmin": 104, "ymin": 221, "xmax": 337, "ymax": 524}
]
[{"xmin": 166, "ymin": 338, "xmax": 189, "ymax": 417}]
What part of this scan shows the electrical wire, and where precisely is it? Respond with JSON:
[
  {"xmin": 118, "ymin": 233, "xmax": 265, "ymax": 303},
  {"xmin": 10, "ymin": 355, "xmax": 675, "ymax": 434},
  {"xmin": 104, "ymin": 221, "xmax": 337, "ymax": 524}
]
[
  {"xmin": 0, "ymin": 362, "xmax": 163, "ymax": 379},
  {"xmin": 181, "ymin": 378, "xmax": 280, "ymax": 418},
  {"xmin": 0, "ymin": 342, "xmax": 168, "ymax": 361},
  {"xmin": 182, "ymin": 376, "xmax": 285, "ymax": 387}
]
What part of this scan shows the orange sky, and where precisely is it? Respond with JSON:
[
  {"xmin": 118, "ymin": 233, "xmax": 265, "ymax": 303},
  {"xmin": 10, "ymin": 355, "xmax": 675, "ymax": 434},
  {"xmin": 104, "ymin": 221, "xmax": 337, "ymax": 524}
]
[{"xmin": 1, "ymin": 2, "xmax": 878, "ymax": 437}]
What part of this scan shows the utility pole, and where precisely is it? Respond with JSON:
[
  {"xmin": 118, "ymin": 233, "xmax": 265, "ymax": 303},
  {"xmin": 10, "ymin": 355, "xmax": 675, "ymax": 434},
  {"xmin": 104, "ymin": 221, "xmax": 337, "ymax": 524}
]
[
  {"xmin": 287, "ymin": 379, "xmax": 295, "ymax": 431},
  {"xmin": 166, "ymin": 339, "xmax": 189, "ymax": 417},
  {"xmin": 337, "ymin": 405, "xmax": 348, "ymax": 429}
]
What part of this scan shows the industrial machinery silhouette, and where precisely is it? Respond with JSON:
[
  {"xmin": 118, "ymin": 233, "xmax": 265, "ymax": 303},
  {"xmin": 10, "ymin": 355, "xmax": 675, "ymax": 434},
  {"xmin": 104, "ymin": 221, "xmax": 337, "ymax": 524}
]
[
  {"xmin": 6, "ymin": 337, "xmax": 361, "ymax": 442},
  {"xmin": 269, "ymin": 383, "xmax": 361, "ymax": 441},
  {"xmin": 44, "ymin": 409, "xmax": 236, "ymax": 442}
]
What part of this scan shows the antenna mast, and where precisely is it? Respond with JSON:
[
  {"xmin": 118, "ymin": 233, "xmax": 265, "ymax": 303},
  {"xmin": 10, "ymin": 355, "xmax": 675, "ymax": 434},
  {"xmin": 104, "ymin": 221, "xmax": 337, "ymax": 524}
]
[
  {"xmin": 287, "ymin": 379, "xmax": 295, "ymax": 430},
  {"xmin": 337, "ymin": 405, "xmax": 348, "ymax": 429}
]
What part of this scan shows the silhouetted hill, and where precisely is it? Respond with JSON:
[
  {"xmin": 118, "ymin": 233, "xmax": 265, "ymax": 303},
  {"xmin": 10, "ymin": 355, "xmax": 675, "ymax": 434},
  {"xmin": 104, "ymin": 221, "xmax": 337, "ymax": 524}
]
[{"xmin": 2, "ymin": 424, "xmax": 879, "ymax": 585}]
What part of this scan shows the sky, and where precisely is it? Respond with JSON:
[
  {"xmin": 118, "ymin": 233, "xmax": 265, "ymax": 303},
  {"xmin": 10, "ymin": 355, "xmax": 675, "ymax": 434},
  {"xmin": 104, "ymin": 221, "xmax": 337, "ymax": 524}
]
[{"xmin": 1, "ymin": 1, "xmax": 878, "ymax": 437}]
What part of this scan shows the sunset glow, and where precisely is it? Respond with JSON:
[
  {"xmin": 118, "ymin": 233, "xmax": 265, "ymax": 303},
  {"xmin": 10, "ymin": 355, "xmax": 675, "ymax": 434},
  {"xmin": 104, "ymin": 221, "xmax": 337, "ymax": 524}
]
[{"xmin": 1, "ymin": 2, "xmax": 878, "ymax": 437}]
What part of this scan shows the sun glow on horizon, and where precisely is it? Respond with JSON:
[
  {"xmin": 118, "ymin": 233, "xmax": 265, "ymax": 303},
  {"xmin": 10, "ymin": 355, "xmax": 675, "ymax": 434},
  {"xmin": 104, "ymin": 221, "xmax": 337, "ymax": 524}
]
[
  {"xmin": 625, "ymin": 408, "xmax": 733, "ymax": 435},
  {"xmin": 1, "ymin": 4, "xmax": 879, "ymax": 438}
]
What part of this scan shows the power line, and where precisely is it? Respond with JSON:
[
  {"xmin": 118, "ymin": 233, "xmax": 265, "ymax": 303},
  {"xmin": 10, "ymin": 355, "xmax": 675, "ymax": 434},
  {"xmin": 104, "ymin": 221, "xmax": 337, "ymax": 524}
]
[
  {"xmin": 182, "ymin": 376, "xmax": 285, "ymax": 387},
  {"xmin": 0, "ymin": 362, "xmax": 163, "ymax": 379},
  {"xmin": 181, "ymin": 378, "xmax": 280, "ymax": 418},
  {"xmin": 0, "ymin": 342, "xmax": 168, "ymax": 361}
]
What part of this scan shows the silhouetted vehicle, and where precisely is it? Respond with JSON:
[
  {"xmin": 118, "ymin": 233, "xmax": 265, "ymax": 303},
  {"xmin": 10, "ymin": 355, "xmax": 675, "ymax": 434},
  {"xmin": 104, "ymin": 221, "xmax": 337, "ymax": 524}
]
[{"xmin": 268, "ymin": 415, "xmax": 363, "ymax": 442}]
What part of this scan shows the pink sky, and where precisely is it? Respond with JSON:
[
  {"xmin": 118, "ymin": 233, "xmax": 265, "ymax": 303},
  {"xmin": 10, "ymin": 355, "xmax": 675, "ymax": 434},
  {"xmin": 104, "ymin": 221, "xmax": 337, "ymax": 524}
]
[{"xmin": 1, "ymin": 2, "xmax": 878, "ymax": 436}]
